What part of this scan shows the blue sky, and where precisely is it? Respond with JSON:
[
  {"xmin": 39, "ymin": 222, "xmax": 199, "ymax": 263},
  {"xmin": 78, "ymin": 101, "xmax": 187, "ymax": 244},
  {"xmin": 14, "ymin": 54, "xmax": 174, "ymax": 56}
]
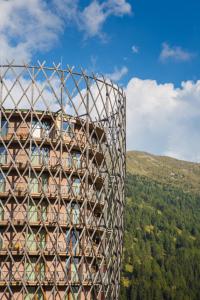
[
  {"xmin": 38, "ymin": 0, "xmax": 200, "ymax": 86},
  {"xmin": 0, "ymin": 0, "xmax": 200, "ymax": 162}
]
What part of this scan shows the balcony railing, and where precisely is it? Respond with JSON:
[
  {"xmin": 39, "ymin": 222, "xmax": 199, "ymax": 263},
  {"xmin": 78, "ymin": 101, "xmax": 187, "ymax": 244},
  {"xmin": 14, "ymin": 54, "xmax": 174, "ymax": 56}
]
[
  {"xmin": 0, "ymin": 237, "xmax": 102, "ymax": 257},
  {"xmin": 0, "ymin": 209, "xmax": 104, "ymax": 229},
  {"xmin": 0, "ymin": 269, "xmax": 103, "ymax": 283}
]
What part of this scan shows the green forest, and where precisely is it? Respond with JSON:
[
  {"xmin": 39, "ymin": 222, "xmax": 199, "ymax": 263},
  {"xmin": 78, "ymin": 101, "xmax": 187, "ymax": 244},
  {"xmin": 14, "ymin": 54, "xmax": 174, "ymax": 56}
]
[{"xmin": 120, "ymin": 152, "xmax": 200, "ymax": 300}]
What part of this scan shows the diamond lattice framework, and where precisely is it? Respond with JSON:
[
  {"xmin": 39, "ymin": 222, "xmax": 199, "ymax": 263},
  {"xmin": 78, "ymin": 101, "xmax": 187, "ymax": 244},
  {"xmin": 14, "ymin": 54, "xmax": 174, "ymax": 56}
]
[{"xmin": 0, "ymin": 63, "xmax": 126, "ymax": 300}]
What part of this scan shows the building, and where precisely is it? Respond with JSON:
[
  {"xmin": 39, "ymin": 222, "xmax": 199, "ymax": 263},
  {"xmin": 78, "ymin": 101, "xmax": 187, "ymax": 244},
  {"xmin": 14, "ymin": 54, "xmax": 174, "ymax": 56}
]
[{"xmin": 0, "ymin": 64, "xmax": 126, "ymax": 300}]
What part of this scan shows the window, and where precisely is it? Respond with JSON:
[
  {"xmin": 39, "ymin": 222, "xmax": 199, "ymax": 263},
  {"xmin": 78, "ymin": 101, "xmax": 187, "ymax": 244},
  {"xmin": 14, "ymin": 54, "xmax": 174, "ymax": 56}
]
[
  {"xmin": 30, "ymin": 175, "xmax": 39, "ymax": 193},
  {"xmin": 71, "ymin": 203, "xmax": 80, "ymax": 225},
  {"xmin": 36, "ymin": 260, "xmax": 45, "ymax": 281},
  {"xmin": 38, "ymin": 230, "xmax": 46, "ymax": 250},
  {"xmin": 28, "ymin": 201, "xmax": 38, "ymax": 222},
  {"xmin": 73, "ymin": 178, "xmax": 81, "ymax": 196},
  {"xmin": 31, "ymin": 146, "xmax": 49, "ymax": 166},
  {"xmin": 32, "ymin": 119, "xmax": 51, "ymax": 139},
  {"xmin": 0, "ymin": 146, "xmax": 7, "ymax": 164},
  {"xmin": 32, "ymin": 120, "xmax": 41, "ymax": 138},
  {"xmin": 41, "ymin": 147, "xmax": 49, "ymax": 165},
  {"xmin": 68, "ymin": 286, "xmax": 79, "ymax": 300},
  {"xmin": 66, "ymin": 155, "xmax": 72, "ymax": 168},
  {"xmin": 62, "ymin": 121, "xmax": 74, "ymax": 138},
  {"xmin": 25, "ymin": 288, "xmax": 43, "ymax": 300},
  {"xmin": 66, "ymin": 229, "xmax": 79, "ymax": 255},
  {"xmin": 71, "ymin": 258, "xmax": 79, "ymax": 283},
  {"xmin": 41, "ymin": 174, "xmax": 48, "ymax": 193},
  {"xmin": 42, "ymin": 120, "xmax": 51, "ymax": 137},
  {"xmin": 25, "ymin": 258, "xmax": 36, "ymax": 281},
  {"xmin": 27, "ymin": 229, "xmax": 37, "ymax": 251},
  {"xmin": 0, "ymin": 203, "xmax": 4, "ymax": 221},
  {"xmin": 31, "ymin": 146, "xmax": 40, "ymax": 165},
  {"xmin": 25, "ymin": 259, "xmax": 45, "ymax": 282},
  {"xmin": 0, "ymin": 173, "xmax": 5, "ymax": 193},
  {"xmin": 0, "ymin": 120, "xmax": 8, "ymax": 137},
  {"xmin": 72, "ymin": 153, "xmax": 81, "ymax": 169},
  {"xmin": 0, "ymin": 228, "xmax": 3, "ymax": 250},
  {"xmin": 39, "ymin": 203, "xmax": 47, "ymax": 222}
]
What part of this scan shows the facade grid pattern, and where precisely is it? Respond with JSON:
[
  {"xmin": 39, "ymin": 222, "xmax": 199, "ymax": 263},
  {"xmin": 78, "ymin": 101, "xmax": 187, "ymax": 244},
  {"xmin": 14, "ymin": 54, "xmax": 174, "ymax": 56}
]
[{"xmin": 0, "ymin": 63, "xmax": 126, "ymax": 300}]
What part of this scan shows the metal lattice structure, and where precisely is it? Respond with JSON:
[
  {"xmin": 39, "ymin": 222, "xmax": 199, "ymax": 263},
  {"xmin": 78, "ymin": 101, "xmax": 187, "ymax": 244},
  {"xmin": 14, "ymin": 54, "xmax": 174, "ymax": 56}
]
[{"xmin": 0, "ymin": 63, "xmax": 126, "ymax": 300}]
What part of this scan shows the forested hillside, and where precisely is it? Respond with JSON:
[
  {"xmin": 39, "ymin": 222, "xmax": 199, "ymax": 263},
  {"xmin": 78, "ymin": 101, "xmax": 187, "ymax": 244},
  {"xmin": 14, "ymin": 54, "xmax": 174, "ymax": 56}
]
[{"xmin": 120, "ymin": 152, "xmax": 200, "ymax": 300}]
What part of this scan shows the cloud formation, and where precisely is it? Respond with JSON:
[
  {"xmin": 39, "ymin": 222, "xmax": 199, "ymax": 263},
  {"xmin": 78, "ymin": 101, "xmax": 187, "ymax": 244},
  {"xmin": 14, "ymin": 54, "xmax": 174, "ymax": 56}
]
[
  {"xmin": 79, "ymin": 0, "xmax": 132, "ymax": 38},
  {"xmin": 160, "ymin": 43, "xmax": 194, "ymax": 62},
  {"xmin": 126, "ymin": 78, "xmax": 200, "ymax": 162},
  {"xmin": 0, "ymin": 0, "xmax": 62, "ymax": 63},
  {"xmin": 106, "ymin": 66, "xmax": 128, "ymax": 81},
  {"xmin": 0, "ymin": 0, "xmax": 132, "ymax": 63}
]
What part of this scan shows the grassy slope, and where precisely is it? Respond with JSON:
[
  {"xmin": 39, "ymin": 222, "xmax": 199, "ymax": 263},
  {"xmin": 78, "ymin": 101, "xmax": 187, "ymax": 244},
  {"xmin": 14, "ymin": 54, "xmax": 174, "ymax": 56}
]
[{"xmin": 127, "ymin": 151, "xmax": 200, "ymax": 194}]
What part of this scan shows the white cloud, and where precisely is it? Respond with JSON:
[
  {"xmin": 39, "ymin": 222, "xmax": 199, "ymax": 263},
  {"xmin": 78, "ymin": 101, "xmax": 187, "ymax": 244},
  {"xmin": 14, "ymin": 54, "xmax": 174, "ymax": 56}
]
[
  {"xmin": 79, "ymin": 0, "xmax": 132, "ymax": 38},
  {"xmin": 0, "ymin": 0, "xmax": 132, "ymax": 63},
  {"xmin": 126, "ymin": 78, "xmax": 200, "ymax": 162},
  {"xmin": 132, "ymin": 45, "xmax": 139, "ymax": 53},
  {"xmin": 160, "ymin": 42, "xmax": 194, "ymax": 62},
  {"xmin": 106, "ymin": 66, "xmax": 128, "ymax": 81},
  {"xmin": 0, "ymin": 0, "xmax": 63, "ymax": 63}
]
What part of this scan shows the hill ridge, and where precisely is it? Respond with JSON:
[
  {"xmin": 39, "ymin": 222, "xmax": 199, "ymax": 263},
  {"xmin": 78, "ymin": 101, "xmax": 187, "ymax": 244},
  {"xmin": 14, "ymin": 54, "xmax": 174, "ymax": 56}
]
[{"xmin": 127, "ymin": 151, "xmax": 200, "ymax": 194}]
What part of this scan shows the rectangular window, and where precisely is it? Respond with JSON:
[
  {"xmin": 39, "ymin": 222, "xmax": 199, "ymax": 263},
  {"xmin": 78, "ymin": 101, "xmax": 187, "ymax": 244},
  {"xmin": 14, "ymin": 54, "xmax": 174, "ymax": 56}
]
[
  {"xmin": 71, "ymin": 258, "xmax": 79, "ymax": 283},
  {"xmin": 28, "ymin": 201, "xmax": 38, "ymax": 222},
  {"xmin": 72, "ymin": 229, "xmax": 79, "ymax": 255},
  {"xmin": 0, "ymin": 120, "xmax": 8, "ymax": 137},
  {"xmin": 32, "ymin": 120, "xmax": 42, "ymax": 138},
  {"xmin": 41, "ymin": 147, "xmax": 49, "ymax": 165},
  {"xmin": 39, "ymin": 203, "xmax": 47, "ymax": 222},
  {"xmin": 36, "ymin": 261, "xmax": 45, "ymax": 281},
  {"xmin": 67, "ymin": 155, "xmax": 72, "ymax": 168},
  {"xmin": 25, "ymin": 288, "xmax": 43, "ymax": 300},
  {"xmin": 41, "ymin": 174, "xmax": 48, "ymax": 193},
  {"xmin": 0, "ymin": 146, "xmax": 7, "ymax": 164},
  {"xmin": 73, "ymin": 178, "xmax": 81, "ymax": 196},
  {"xmin": 27, "ymin": 229, "xmax": 37, "ymax": 251},
  {"xmin": 68, "ymin": 286, "xmax": 79, "ymax": 300},
  {"xmin": 66, "ymin": 229, "xmax": 79, "ymax": 255},
  {"xmin": 25, "ymin": 258, "xmax": 36, "ymax": 281},
  {"xmin": 30, "ymin": 175, "xmax": 39, "ymax": 193},
  {"xmin": 0, "ymin": 173, "xmax": 5, "ymax": 193},
  {"xmin": 39, "ymin": 230, "xmax": 46, "ymax": 250},
  {"xmin": 0, "ymin": 228, "xmax": 4, "ymax": 250},
  {"xmin": 62, "ymin": 121, "xmax": 74, "ymax": 138},
  {"xmin": 31, "ymin": 146, "xmax": 40, "ymax": 165},
  {"xmin": 0, "ymin": 204, "xmax": 4, "ymax": 221},
  {"xmin": 42, "ymin": 120, "xmax": 51, "ymax": 137},
  {"xmin": 72, "ymin": 153, "xmax": 81, "ymax": 169},
  {"xmin": 72, "ymin": 203, "xmax": 80, "ymax": 225}
]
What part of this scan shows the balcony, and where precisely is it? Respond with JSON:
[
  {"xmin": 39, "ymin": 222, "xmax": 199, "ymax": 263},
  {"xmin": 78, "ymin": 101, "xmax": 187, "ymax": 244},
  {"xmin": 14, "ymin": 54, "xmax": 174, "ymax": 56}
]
[{"xmin": 0, "ymin": 270, "xmax": 102, "ymax": 286}]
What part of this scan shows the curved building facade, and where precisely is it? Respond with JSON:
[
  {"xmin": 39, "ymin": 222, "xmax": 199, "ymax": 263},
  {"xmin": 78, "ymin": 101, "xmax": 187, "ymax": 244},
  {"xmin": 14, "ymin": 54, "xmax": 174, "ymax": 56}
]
[{"xmin": 0, "ymin": 64, "xmax": 126, "ymax": 299}]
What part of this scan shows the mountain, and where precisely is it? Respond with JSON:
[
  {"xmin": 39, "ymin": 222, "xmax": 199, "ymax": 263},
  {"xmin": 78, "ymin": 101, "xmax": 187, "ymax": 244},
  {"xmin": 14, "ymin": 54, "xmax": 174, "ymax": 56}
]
[
  {"xmin": 120, "ymin": 151, "xmax": 200, "ymax": 300},
  {"xmin": 127, "ymin": 151, "xmax": 200, "ymax": 194}
]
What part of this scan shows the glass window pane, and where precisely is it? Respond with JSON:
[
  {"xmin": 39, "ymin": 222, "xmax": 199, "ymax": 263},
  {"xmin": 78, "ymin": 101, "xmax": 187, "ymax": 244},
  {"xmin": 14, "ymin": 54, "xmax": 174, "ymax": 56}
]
[
  {"xmin": 0, "ymin": 146, "xmax": 7, "ymax": 164},
  {"xmin": 27, "ymin": 230, "xmax": 37, "ymax": 251},
  {"xmin": 0, "ymin": 173, "xmax": 5, "ymax": 192},
  {"xmin": 42, "ymin": 147, "xmax": 49, "ymax": 164},
  {"xmin": 0, "ymin": 120, "xmax": 8, "ymax": 137},
  {"xmin": 32, "ymin": 120, "xmax": 41, "ymax": 138},
  {"xmin": 30, "ymin": 175, "xmax": 39, "ymax": 193},
  {"xmin": 41, "ymin": 175, "xmax": 48, "ymax": 193},
  {"xmin": 28, "ymin": 201, "xmax": 38, "ymax": 222},
  {"xmin": 31, "ymin": 146, "xmax": 40, "ymax": 165},
  {"xmin": 62, "ymin": 121, "xmax": 74, "ymax": 137}
]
